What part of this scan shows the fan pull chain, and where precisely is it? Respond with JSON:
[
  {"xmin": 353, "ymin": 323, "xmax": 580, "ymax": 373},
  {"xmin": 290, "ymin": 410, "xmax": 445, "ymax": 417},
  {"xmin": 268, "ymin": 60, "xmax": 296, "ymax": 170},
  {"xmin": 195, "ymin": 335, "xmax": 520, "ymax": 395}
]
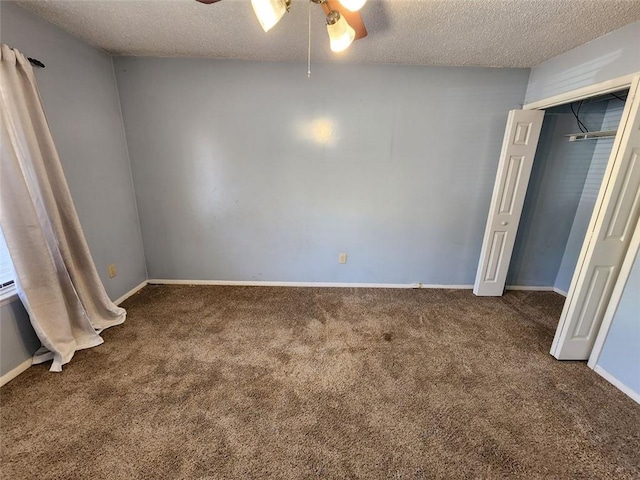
[{"xmin": 307, "ymin": 0, "xmax": 311, "ymax": 78}]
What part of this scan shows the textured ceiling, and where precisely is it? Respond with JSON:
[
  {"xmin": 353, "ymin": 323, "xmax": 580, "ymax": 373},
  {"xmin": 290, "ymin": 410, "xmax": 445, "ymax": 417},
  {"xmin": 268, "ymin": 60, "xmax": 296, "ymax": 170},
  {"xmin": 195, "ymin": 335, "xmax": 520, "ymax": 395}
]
[{"xmin": 14, "ymin": 0, "xmax": 640, "ymax": 67}]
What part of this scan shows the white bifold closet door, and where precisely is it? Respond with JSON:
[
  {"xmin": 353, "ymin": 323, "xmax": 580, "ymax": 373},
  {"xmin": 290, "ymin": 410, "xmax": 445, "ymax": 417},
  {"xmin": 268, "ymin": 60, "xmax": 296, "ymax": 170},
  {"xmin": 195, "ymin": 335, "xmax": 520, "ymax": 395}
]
[
  {"xmin": 473, "ymin": 109, "xmax": 544, "ymax": 296},
  {"xmin": 551, "ymin": 78, "xmax": 640, "ymax": 360}
]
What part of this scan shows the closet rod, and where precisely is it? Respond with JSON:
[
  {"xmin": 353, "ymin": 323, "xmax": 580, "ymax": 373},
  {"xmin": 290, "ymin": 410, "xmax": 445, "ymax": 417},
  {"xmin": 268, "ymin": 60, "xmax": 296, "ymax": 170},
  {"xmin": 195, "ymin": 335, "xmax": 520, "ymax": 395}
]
[{"xmin": 566, "ymin": 130, "xmax": 617, "ymax": 142}]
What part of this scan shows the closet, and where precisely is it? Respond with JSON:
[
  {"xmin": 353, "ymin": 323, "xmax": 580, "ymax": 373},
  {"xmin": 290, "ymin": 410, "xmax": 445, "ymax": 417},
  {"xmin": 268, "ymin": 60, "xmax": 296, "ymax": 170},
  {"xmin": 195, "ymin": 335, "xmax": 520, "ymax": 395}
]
[
  {"xmin": 507, "ymin": 90, "xmax": 629, "ymax": 297},
  {"xmin": 473, "ymin": 78, "xmax": 640, "ymax": 361}
]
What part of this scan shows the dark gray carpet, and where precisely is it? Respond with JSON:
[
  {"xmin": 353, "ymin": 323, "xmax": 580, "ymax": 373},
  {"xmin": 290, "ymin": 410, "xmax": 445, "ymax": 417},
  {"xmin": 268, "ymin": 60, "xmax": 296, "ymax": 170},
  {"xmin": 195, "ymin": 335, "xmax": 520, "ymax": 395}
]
[{"xmin": 1, "ymin": 286, "xmax": 639, "ymax": 479}]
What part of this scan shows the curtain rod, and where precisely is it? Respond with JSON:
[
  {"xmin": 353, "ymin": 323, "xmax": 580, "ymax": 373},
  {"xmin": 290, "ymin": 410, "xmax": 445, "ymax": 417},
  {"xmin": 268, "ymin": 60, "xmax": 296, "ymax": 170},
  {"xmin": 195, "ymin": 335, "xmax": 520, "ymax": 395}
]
[{"xmin": 28, "ymin": 57, "xmax": 45, "ymax": 68}]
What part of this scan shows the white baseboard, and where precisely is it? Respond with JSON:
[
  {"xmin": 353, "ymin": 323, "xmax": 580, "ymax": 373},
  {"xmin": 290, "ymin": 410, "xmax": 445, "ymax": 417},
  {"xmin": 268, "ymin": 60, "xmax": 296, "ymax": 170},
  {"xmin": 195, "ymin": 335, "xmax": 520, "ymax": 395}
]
[
  {"xmin": 504, "ymin": 285, "xmax": 567, "ymax": 297},
  {"xmin": 147, "ymin": 279, "xmax": 474, "ymax": 289},
  {"xmin": 0, "ymin": 358, "xmax": 33, "ymax": 388},
  {"xmin": 594, "ymin": 365, "xmax": 640, "ymax": 404},
  {"xmin": 506, "ymin": 285, "xmax": 554, "ymax": 291},
  {"xmin": 146, "ymin": 281, "xmax": 568, "ymax": 293},
  {"xmin": 553, "ymin": 287, "xmax": 568, "ymax": 297},
  {"xmin": 113, "ymin": 280, "xmax": 148, "ymax": 305},
  {"xmin": 505, "ymin": 285, "xmax": 568, "ymax": 297}
]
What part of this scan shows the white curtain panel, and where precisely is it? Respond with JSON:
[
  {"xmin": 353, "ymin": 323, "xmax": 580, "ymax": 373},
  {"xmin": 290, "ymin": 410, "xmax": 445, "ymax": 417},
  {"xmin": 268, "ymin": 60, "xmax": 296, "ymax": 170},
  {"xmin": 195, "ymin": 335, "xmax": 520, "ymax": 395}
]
[{"xmin": 0, "ymin": 45, "xmax": 126, "ymax": 372}]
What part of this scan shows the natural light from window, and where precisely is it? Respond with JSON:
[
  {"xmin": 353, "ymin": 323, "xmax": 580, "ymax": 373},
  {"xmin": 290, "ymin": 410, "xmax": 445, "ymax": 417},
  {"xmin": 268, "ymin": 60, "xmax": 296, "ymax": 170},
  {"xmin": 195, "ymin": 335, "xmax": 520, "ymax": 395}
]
[{"xmin": 0, "ymin": 229, "xmax": 15, "ymax": 291}]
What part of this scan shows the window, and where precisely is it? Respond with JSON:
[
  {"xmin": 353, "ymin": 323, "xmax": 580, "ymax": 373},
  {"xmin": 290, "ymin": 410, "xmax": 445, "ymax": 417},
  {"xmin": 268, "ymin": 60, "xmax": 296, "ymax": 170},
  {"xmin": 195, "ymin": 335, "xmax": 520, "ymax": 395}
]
[{"xmin": 0, "ymin": 230, "xmax": 16, "ymax": 299}]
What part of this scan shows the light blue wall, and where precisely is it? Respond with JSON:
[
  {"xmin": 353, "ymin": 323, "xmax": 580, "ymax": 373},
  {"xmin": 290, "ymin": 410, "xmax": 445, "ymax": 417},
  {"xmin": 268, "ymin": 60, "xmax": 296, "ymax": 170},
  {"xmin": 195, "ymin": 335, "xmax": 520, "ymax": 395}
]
[
  {"xmin": 114, "ymin": 57, "xmax": 529, "ymax": 284},
  {"xmin": 597, "ymin": 245, "xmax": 640, "ymax": 396},
  {"xmin": 554, "ymin": 139, "xmax": 610, "ymax": 293},
  {"xmin": 0, "ymin": 3, "xmax": 147, "ymax": 376},
  {"xmin": 525, "ymin": 21, "xmax": 640, "ymax": 105},
  {"xmin": 554, "ymin": 99, "xmax": 626, "ymax": 293},
  {"xmin": 1, "ymin": 2, "xmax": 147, "ymax": 301},
  {"xmin": 0, "ymin": 301, "xmax": 39, "ymax": 377},
  {"xmin": 507, "ymin": 103, "xmax": 605, "ymax": 287}
]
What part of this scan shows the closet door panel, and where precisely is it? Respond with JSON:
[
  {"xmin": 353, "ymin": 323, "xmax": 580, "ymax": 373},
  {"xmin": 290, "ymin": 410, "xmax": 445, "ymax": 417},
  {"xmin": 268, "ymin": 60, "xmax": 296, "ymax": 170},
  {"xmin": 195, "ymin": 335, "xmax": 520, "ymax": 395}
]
[{"xmin": 474, "ymin": 109, "xmax": 544, "ymax": 296}]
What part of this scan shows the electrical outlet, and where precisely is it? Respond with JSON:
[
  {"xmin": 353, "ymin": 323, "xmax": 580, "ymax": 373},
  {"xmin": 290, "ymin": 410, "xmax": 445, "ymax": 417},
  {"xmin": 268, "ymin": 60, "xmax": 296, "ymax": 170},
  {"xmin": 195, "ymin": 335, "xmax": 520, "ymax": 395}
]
[
  {"xmin": 338, "ymin": 253, "xmax": 347, "ymax": 264},
  {"xmin": 108, "ymin": 264, "xmax": 117, "ymax": 278}
]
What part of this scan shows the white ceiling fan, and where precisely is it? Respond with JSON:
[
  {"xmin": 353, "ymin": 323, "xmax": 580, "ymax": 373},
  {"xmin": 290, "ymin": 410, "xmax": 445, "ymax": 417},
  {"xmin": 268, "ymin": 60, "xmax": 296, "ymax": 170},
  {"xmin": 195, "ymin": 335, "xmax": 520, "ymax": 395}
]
[{"xmin": 195, "ymin": 0, "xmax": 368, "ymax": 53}]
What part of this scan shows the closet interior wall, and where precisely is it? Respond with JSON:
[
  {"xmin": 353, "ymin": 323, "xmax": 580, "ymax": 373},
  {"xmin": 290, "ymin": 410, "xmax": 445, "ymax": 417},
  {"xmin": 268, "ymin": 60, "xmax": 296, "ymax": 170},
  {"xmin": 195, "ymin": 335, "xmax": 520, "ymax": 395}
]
[{"xmin": 507, "ymin": 92, "xmax": 628, "ymax": 293}]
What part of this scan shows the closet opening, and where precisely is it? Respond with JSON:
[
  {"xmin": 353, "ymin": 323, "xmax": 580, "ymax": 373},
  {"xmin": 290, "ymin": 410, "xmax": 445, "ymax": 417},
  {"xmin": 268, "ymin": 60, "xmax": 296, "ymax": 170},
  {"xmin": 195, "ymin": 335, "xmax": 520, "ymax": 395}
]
[
  {"xmin": 474, "ymin": 77, "xmax": 640, "ymax": 361},
  {"xmin": 508, "ymin": 89, "xmax": 629, "ymax": 300},
  {"xmin": 506, "ymin": 88, "xmax": 634, "ymax": 358}
]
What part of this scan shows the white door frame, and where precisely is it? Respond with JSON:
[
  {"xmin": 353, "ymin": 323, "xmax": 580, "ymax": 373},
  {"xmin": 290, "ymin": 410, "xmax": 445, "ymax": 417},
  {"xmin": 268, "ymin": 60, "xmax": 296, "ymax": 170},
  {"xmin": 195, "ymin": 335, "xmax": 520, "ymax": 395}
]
[
  {"xmin": 522, "ymin": 74, "xmax": 636, "ymax": 110},
  {"xmin": 587, "ymin": 213, "xmax": 640, "ymax": 370},
  {"xmin": 489, "ymin": 73, "xmax": 639, "ymax": 365}
]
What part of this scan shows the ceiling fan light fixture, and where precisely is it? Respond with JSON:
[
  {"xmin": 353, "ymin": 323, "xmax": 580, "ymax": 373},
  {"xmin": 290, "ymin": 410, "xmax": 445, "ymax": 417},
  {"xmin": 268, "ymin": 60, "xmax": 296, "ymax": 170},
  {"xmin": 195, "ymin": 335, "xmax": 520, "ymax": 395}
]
[
  {"xmin": 326, "ymin": 10, "xmax": 355, "ymax": 53},
  {"xmin": 338, "ymin": 0, "xmax": 367, "ymax": 12},
  {"xmin": 251, "ymin": 0, "xmax": 290, "ymax": 32}
]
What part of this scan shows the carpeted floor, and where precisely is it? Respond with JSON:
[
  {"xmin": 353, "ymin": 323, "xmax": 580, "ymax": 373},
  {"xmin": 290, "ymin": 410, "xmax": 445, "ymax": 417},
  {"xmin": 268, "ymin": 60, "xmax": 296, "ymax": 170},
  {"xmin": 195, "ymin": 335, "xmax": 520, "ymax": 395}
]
[{"xmin": 1, "ymin": 286, "xmax": 639, "ymax": 479}]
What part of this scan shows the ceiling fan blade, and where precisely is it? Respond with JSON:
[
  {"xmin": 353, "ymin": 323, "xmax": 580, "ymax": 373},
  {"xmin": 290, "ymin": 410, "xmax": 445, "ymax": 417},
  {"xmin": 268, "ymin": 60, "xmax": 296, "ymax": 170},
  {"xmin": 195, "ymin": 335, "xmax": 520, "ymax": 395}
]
[
  {"xmin": 321, "ymin": 2, "xmax": 368, "ymax": 40},
  {"xmin": 339, "ymin": 8, "xmax": 368, "ymax": 40}
]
